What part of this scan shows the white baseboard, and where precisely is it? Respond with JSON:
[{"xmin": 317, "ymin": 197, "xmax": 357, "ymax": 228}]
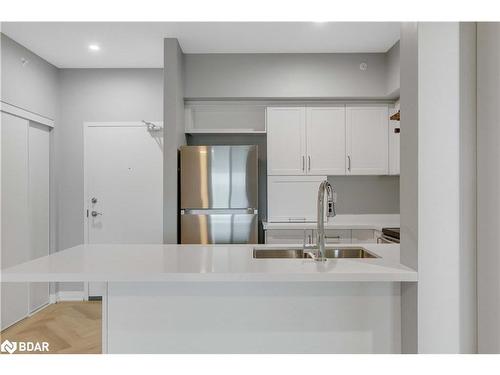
[
  {"xmin": 28, "ymin": 302, "xmax": 51, "ymax": 317},
  {"xmin": 56, "ymin": 291, "xmax": 86, "ymax": 302}
]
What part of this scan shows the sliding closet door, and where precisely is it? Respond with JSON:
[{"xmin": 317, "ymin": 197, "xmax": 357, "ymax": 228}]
[
  {"xmin": 1, "ymin": 112, "xmax": 30, "ymax": 330},
  {"xmin": 28, "ymin": 122, "xmax": 50, "ymax": 312}
]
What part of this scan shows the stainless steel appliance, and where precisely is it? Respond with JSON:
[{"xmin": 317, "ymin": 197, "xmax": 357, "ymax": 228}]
[
  {"xmin": 377, "ymin": 227, "xmax": 400, "ymax": 244},
  {"xmin": 179, "ymin": 145, "xmax": 258, "ymax": 244}
]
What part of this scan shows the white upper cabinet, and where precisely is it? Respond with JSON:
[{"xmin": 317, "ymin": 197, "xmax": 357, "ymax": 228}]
[
  {"xmin": 346, "ymin": 105, "xmax": 389, "ymax": 175},
  {"xmin": 266, "ymin": 107, "xmax": 307, "ymax": 175},
  {"xmin": 306, "ymin": 107, "xmax": 346, "ymax": 175},
  {"xmin": 267, "ymin": 175, "xmax": 326, "ymax": 222}
]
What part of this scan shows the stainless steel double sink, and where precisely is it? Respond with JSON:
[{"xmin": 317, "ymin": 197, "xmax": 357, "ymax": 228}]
[{"xmin": 253, "ymin": 247, "xmax": 379, "ymax": 259}]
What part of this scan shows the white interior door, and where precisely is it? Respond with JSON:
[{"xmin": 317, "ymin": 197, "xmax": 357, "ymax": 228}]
[
  {"xmin": 28, "ymin": 123, "xmax": 50, "ymax": 313},
  {"xmin": 1, "ymin": 113, "xmax": 30, "ymax": 330},
  {"xmin": 85, "ymin": 122, "xmax": 163, "ymax": 297}
]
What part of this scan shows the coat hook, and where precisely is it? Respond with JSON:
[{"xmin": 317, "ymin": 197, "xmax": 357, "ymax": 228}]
[{"xmin": 390, "ymin": 110, "xmax": 400, "ymax": 121}]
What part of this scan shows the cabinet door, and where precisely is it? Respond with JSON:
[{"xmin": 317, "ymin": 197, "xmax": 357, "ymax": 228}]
[
  {"xmin": 346, "ymin": 105, "xmax": 389, "ymax": 175},
  {"xmin": 388, "ymin": 105, "xmax": 400, "ymax": 175},
  {"xmin": 267, "ymin": 175, "xmax": 326, "ymax": 222},
  {"xmin": 265, "ymin": 229, "xmax": 313, "ymax": 245},
  {"xmin": 321, "ymin": 229, "xmax": 352, "ymax": 244},
  {"xmin": 267, "ymin": 107, "xmax": 306, "ymax": 175},
  {"xmin": 306, "ymin": 107, "xmax": 346, "ymax": 175},
  {"xmin": 351, "ymin": 229, "xmax": 377, "ymax": 243}
]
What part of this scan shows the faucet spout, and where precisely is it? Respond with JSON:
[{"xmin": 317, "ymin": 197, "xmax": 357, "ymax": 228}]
[{"xmin": 316, "ymin": 180, "xmax": 336, "ymax": 261}]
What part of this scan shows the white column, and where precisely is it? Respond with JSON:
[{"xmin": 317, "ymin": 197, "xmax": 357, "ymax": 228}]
[{"xmin": 400, "ymin": 22, "xmax": 477, "ymax": 353}]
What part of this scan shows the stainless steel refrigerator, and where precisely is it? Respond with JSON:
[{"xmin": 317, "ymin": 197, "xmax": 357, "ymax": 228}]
[{"xmin": 179, "ymin": 145, "xmax": 258, "ymax": 244}]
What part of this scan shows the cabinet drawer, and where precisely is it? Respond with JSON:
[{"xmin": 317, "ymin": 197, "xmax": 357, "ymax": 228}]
[
  {"xmin": 351, "ymin": 229, "xmax": 376, "ymax": 243},
  {"xmin": 320, "ymin": 229, "xmax": 352, "ymax": 244},
  {"xmin": 265, "ymin": 229, "xmax": 313, "ymax": 245}
]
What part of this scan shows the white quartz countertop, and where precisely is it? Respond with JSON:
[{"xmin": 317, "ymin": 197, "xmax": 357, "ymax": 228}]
[
  {"xmin": 263, "ymin": 214, "xmax": 400, "ymax": 231},
  {"xmin": 1, "ymin": 243, "xmax": 416, "ymax": 283}
]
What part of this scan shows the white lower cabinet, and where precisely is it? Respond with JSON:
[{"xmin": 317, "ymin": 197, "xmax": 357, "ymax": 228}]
[
  {"xmin": 265, "ymin": 229, "xmax": 313, "ymax": 245},
  {"xmin": 265, "ymin": 228, "xmax": 377, "ymax": 245},
  {"xmin": 322, "ymin": 229, "xmax": 352, "ymax": 244}
]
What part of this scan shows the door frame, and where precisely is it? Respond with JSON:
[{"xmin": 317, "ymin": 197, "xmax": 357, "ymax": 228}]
[{"xmin": 82, "ymin": 121, "xmax": 162, "ymax": 299}]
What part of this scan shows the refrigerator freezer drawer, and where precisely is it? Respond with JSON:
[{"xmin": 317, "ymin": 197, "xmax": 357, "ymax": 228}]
[{"xmin": 180, "ymin": 213, "xmax": 258, "ymax": 244}]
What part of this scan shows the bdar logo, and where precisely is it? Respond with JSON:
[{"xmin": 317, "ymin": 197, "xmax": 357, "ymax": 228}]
[{"xmin": 1, "ymin": 340, "xmax": 17, "ymax": 354}]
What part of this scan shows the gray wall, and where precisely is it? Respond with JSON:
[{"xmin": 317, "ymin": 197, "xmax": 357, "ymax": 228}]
[
  {"xmin": 477, "ymin": 22, "xmax": 500, "ymax": 353},
  {"xmin": 1, "ymin": 33, "xmax": 59, "ymax": 120},
  {"xmin": 1, "ymin": 32, "xmax": 60, "ymax": 297},
  {"xmin": 163, "ymin": 39, "xmax": 186, "ymax": 244},
  {"xmin": 57, "ymin": 68, "xmax": 163, "ymax": 291},
  {"xmin": 184, "ymin": 52, "xmax": 395, "ymax": 99},
  {"xmin": 458, "ymin": 22, "xmax": 477, "ymax": 354},
  {"xmin": 328, "ymin": 176, "xmax": 399, "ymax": 214}
]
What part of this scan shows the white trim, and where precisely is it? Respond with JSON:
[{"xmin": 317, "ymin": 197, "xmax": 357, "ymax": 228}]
[
  {"xmin": 49, "ymin": 293, "xmax": 57, "ymax": 304},
  {"xmin": 56, "ymin": 291, "xmax": 85, "ymax": 302},
  {"xmin": 28, "ymin": 302, "xmax": 50, "ymax": 317},
  {"xmin": 84, "ymin": 121, "xmax": 162, "ymax": 128},
  {"xmin": 1, "ymin": 314, "xmax": 29, "ymax": 332},
  {"xmin": 1, "ymin": 101, "xmax": 55, "ymax": 128}
]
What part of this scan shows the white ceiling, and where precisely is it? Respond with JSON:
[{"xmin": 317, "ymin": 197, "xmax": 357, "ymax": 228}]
[{"xmin": 1, "ymin": 22, "xmax": 400, "ymax": 68}]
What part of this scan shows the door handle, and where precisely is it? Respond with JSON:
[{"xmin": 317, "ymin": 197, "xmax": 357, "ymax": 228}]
[
  {"xmin": 91, "ymin": 211, "xmax": 103, "ymax": 217},
  {"xmin": 302, "ymin": 156, "xmax": 305, "ymax": 171},
  {"xmin": 347, "ymin": 155, "xmax": 351, "ymax": 172},
  {"xmin": 308, "ymin": 156, "xmax": 311, "ymax": 171}
]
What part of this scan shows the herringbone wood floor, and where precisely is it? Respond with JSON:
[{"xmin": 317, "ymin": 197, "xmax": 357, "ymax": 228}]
[{"xmin": 0, "ymin": 301, "xmax": 101, "ymax": 354}]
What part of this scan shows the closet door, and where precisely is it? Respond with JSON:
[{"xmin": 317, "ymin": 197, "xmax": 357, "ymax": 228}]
[
  {"xmin": 1, "ymin": 113, "xmax": 30, "ymax": 330},
  {"xmin": 28, "ymin": 122, "xmax": 50, "ymax": 313}
]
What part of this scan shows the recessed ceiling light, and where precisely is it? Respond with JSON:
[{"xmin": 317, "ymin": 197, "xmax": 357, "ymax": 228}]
[{"xmin": 88, "ymin": 44, "xmax": 100, "ymax": 52}]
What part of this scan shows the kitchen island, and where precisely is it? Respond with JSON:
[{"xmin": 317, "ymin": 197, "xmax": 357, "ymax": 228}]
[{"xmin": 1, "ymin": 243, "xmax": 416, "ymax": 353}]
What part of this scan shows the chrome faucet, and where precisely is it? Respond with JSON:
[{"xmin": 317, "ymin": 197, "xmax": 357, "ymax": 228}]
[{"xmin": 315, "ymin": 180, "xmax": 336, "ymax": 261}]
